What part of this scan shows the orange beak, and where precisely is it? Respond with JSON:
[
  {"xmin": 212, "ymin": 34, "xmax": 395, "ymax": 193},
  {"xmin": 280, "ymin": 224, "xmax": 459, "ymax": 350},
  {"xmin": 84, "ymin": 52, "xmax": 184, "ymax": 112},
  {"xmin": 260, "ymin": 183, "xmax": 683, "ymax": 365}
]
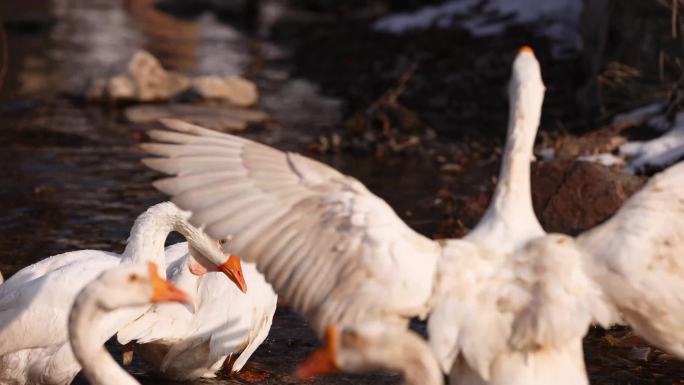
[
  {"xmin": 148, "ymin": 262, "xmax": 190, "ymax": 303},
  {"xmin": 295, "ymin": 325, "xmax": 339, "ymax": 379},
  {"xmin": 219, "ymin": 255, "xmax": 247, "ymax": 293},
  {"xmin": 518, "ymin": 45, "xmax": 533, "ymax": 54}
]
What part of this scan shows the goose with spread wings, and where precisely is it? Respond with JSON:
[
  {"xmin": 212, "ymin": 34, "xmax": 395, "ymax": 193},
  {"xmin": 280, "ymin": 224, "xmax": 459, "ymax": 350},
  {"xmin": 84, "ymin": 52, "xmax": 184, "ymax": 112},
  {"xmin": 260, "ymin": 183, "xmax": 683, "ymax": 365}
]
[{"xmin": 142, "ymin": 48, "xmax": 684, "ymax": 385}]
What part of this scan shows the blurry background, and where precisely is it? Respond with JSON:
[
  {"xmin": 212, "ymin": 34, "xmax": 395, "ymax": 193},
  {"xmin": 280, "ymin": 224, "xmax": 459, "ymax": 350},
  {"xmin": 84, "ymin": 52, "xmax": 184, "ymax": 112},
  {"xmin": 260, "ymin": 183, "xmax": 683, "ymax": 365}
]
[{"xmin": 0, "ymin": 0, "xmax": 682, "ymax": 384}]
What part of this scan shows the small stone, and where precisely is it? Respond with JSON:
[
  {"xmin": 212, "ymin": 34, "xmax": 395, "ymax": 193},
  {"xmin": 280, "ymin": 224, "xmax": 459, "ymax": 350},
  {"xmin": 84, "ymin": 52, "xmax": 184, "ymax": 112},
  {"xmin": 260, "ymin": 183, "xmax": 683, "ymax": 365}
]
[
  {"xmin": 441, "ymin": 163, "xmax": 463, "ymax": 174},
  {"xmin": 191, "ymin": 76, "xmax": 258, "ymax": 106},
  {"xmin": 107, "ymin": 75, "xmax": 135, "ymax": 100},
  {"xmin": 532, "ymin": 160, "xmax": 646, "ymax": 234},
  {"xmin": 627, "ymin": 347, "xmax": 652, "ymax": 362},
  {"xmin": 127, "ymin": 51, "xmax": 190, "ymax": 101}
]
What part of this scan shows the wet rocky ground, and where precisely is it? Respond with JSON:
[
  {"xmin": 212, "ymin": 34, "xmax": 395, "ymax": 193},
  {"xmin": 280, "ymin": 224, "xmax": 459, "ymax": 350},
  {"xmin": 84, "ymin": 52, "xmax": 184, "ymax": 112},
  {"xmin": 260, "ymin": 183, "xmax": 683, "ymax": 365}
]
[{"xmin": 1, "ymin": 0, "xmax": 683, "ymax": 384}]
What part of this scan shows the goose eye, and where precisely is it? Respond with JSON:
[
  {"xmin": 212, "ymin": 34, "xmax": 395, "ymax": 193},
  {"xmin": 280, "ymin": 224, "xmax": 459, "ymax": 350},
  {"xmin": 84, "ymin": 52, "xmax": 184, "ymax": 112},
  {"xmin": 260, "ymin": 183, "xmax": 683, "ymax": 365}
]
[
  {"xmin": 341, "ymin": 330, "xmax": 362, "ymax": 347},
  {"xmin": 128, "ymin": 274, "xmax": 139, "ymax": 282}
]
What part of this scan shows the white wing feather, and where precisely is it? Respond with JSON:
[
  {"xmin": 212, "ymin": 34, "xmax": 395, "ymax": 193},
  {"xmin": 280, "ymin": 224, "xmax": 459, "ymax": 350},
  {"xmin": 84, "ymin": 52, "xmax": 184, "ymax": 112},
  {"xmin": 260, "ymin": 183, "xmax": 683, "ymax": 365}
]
[
  {"xmin": 226, "ymin": 264, "xmax": 277, "ymax": 372},
  {"xmin": 578, "ymin": 161, "xmax": 684, "ymax": 356},
  {"xmin": 142, "ymin": 119, "xmax": 441, "ymax": 335}
]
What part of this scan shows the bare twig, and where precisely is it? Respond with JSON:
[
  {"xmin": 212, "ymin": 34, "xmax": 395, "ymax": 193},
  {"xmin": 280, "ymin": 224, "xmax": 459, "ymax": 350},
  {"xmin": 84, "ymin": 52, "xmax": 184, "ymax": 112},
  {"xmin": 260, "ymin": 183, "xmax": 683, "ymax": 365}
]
[{"xmin": 381, "ymin": 63, "xmax": 418, "ymax": 105}]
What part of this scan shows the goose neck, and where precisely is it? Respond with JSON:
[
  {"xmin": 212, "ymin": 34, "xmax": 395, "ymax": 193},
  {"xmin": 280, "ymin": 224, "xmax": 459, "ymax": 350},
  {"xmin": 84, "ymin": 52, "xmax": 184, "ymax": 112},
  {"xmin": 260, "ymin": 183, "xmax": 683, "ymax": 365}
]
[{"xmin": 69, "ymin": 284, "xmax": 139, "ymax": 385}]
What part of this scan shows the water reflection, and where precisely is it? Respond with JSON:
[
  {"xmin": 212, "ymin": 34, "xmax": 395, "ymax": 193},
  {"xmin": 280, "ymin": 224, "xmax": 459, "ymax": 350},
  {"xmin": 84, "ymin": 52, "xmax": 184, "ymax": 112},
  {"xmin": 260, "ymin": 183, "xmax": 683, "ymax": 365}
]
[{"xmin": 1, "ymin": 0, "xmax": 253, "ymax": 99}]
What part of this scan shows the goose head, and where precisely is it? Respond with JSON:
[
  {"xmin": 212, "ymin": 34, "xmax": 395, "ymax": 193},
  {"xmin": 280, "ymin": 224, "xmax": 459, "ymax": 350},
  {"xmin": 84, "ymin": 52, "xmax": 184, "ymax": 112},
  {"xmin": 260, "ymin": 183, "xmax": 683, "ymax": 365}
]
[
  {"xmin": 296, "ymin": 323, "xmax": 443, "ymax": 385},
  {"xmin": 187, "ymin": 239, "xmax": 247, "ymax": 293},
  {"xmin": 94, "ymin": 262, "xmax": 190, "ymax": 310}
]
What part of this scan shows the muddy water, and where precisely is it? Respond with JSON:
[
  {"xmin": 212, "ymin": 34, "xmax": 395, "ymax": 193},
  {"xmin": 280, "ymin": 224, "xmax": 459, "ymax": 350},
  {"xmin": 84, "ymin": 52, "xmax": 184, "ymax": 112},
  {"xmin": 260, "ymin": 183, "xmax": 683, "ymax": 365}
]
[{"xmin": 0, "ymin": 1, "xmax": 464, "ymax": 384}]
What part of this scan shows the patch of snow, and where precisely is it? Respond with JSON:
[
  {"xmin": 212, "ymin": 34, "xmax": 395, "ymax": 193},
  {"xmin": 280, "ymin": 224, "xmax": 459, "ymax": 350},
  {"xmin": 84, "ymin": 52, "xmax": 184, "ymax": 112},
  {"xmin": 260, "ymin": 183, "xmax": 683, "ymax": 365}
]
[
  {"xmin": 611, "ymin": 102, "xmax": 665, "ymax": 126},
  {"xmin": 578, "ymin": 153, "xmax": 625, "ymax": 167},
  {"xmin": 373, "ymin": 0, "xmax": 480, "ymax": 33},
  {"xmin": 373, "ymin": 0, "xmax": 583, "ymax": 58},
  {"xmin": 538, "ymin": 147, "xmax": 556, "ymax": 161},
  {"xmin": 620, "ymin": 111, "xmax": 684, "ymax": 173},
  {"xmin": 646, "ymin": 115, "xmax": 672, "ymax": 132}
]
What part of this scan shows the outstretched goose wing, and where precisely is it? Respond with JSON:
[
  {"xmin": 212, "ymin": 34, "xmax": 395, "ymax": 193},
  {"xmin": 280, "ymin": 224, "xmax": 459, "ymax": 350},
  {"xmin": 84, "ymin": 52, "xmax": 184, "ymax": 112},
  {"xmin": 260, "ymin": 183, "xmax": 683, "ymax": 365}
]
[
  {"xmin": 141, "ymin": 119, "xmax": 441, "ymax": 335},
  {"xmin": 578, "ymin": 161, "xmax": 684, "ymax": 356}
]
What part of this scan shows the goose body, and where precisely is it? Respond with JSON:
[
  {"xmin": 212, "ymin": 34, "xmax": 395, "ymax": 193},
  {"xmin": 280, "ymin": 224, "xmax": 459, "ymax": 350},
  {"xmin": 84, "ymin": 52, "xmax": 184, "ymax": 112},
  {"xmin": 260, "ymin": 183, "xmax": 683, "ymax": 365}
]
[
  {"xmin": 0, "ymin": 203, "xmax": 244, "ymax": 385},
  {"xmin": 431, "ymin": 156, "xmax": 684, "ymax": 384},
  {"xmin": 142, "ymin": 48, "xmax": 684, "ymax": 385},
  {"xmin": 117, "ymin": 242, "xmax": 277, "ymax": 380}
]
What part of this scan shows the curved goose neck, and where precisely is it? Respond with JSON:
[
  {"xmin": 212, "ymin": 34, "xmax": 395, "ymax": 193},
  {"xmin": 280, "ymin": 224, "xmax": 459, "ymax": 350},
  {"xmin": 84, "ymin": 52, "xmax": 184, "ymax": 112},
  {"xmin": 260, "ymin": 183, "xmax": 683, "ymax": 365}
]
[
  {"xmin": 69, "ymin": 283, "xmax": 139, "ymax": 385},
  {"xmin": 121, "ymin": 202, "xmax": 222, "ymax": 273},
  {"xmin": 467, "ymin": 51, "xmax": 546, "ymax": 248}
]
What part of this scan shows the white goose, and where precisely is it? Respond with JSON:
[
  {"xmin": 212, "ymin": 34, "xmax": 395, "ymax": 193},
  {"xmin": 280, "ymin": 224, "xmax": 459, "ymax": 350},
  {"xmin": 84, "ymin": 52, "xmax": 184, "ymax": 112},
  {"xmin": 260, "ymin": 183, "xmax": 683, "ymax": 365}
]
[
  {"xmin": 138, "ymin": 46, "xmax": 546, "ymax": 374},
  {"xmin": 139, "ymin": 47, "xmax": 541, "ymax": 381},
  {"xmin": 0, "ymin": 202, "xmax": 246, "ymax": 385},
  {"xmin": 117, "ymin": 242, "xmax": 277, "ymax": 380},
  {"xmin": 68, "ymin": 262, "xmax": 190, "ymax": 385},
  {"xmin": 296, "ymin": 323, "xmax": 444, "ymax": 385},
  {"xmin": 430, "ymin": 160, "xmax": 684, "ymax": 385},
  {"xmin": 141, "ymin": 48, "xmax": 684, "ymax": 385}
]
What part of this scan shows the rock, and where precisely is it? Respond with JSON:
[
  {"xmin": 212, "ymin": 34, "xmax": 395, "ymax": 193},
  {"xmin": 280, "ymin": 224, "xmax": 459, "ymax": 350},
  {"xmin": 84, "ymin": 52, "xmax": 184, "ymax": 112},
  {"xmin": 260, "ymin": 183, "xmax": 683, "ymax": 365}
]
[
  {"xmin": 440, "ymin": 163, "xmax": 463, "ymax": 174},
  {"xmin": 191, "ymin": 76, "xmax": 258, "ymax": 106},
  {"xmin": 107, "ymin": 75, "xmax": 136, "ymax": 100},
  {"xmin": 126, "ymin": 51, "xmax": 190, "ymax": 102},
  {"xmin": 85, "ymin": 50, "xmax": 258, "ymax": 105},
  {"xmin": 532, "ymin": 160, "xmax": 646, "ymax": 234},
  {"xmin": 124, "ymin": 104, "xmax": 269, "ymax": 132}
]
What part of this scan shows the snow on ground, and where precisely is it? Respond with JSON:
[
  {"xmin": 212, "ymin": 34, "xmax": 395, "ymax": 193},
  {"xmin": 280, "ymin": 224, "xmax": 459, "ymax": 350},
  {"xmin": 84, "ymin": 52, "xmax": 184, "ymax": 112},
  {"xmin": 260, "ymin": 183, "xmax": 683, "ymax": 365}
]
[
  {"xmin": 620, "ymin": 111, "xmax": 684, "ymax": 173},
  {"xmin": 578, "ymin": 153, "xmax": 625, "ymax": 167},
  {"xmin": 373, "ymin": 0, "xmax": 583, "ymax": 57},
  {"xmin": 612, "ymin": 102, "xmax": 665, "ymax": 127}
]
